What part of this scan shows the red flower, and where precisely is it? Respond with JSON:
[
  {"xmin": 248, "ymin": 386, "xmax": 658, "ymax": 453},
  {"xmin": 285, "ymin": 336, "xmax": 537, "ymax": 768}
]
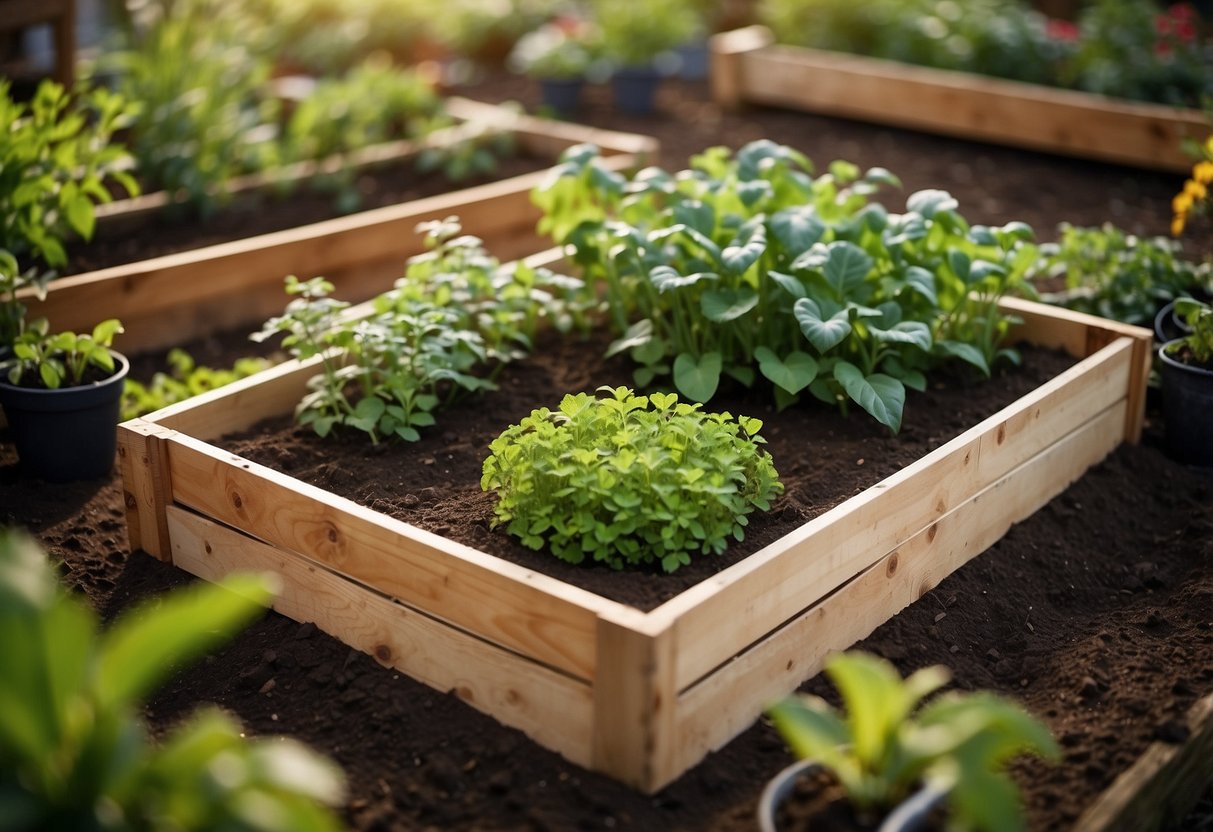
[{"xmin": 1046, "ymin": 18, "xmax": 1079, "ymax": 42}]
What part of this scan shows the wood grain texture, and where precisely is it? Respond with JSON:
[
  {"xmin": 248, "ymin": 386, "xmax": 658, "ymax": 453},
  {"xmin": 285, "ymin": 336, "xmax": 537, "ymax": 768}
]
[
  {"xmin": 168, "ymin": 506, "xmax": 595, "ymax": 768},
  {"xmin": 164, "ymin": 432, "xmax": 627, "ymax": 680},
  {"xmin": 670, "ymin": 400, "xmax": 1127, "ymax": 783},
  {"xmin": 653, "ymin": 337, "xmax": 1134, "ymax": 690},
  {"xmin": 712, "ymin": 26, "xmax": 1208, "ymax": 172},
  {"xmin": 116, "ymin": 418, "xmax": 175, "ymax": 561}
]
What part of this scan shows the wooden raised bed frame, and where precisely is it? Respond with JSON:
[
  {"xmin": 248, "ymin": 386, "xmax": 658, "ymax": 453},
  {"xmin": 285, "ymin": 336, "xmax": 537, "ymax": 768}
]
[
  {"xmin": 16, "ymin": 98, "xmax": 657, "ymax": 354},
  {"xmin": 711, "ymin": 26, "xmax": 1210, "ymax": 173},
  {"xmin": 119, "ymin": 295, "xmax": 1152, "ymax": 794}
]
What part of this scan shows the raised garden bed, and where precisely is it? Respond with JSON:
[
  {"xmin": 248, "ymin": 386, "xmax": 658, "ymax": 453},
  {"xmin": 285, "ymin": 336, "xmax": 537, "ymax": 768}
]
[
  {"xmin": 710, "ymin": 26, "xmax": 1210, "ymax": 173},
  {"xmin": 116, "ymin": 287, "xmax": 1152, "ymax": 793},
  {"xmin": 15, "ymin": 98, "xmax": 657, "ymax": 354}
]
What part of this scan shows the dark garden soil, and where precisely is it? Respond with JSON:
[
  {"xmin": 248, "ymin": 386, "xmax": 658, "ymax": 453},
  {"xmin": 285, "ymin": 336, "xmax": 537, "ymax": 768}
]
[
  {"xmin": 3, "ymin": 76, "xmax": 1213, "ymax": 831},
  {"xmin": 62, "ymin": 152, "xmax": 544, "ymax": 276}
]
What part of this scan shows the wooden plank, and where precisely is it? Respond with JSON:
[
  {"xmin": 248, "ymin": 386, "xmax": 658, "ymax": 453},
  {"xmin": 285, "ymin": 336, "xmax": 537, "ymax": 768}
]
[
  {"xmin": 0, "ymin": 0, "xmax": 70, "ymax": 29},
  {"xmin": 717, "ymin": 27, "xmax": 1208, "ymax": 172},
  {"xmin": 709, "ymin": 25, "xmax": 777, "ymax": 110},
  {"xmin": 671, "ymin": 400, "xmax": 1127, "ymax": 783},
  {"xmin": 1005, "ymin": 297, "xmax": 1153, "ymax": 443},
  {"xmin": 168, "ymin": 506, "xmax": 595, "ymax": 768},
  {"xmin": 1073, "ymin": 692, "xmax": 1213, "ymax": 832},
  {"xmin": 591, "ymin": 610, "xmax": 677, "ymax": 792},
  {"xmin": 164, "ymin": 432, "xmax": 624, "ymax": 680},
  {"xmin": 654, "ymin": 337, "xmax": 1133, "ymax": 690},
  {"xmin": 116, "ymin": 418, "xmax": 175, "ymax": 561}
]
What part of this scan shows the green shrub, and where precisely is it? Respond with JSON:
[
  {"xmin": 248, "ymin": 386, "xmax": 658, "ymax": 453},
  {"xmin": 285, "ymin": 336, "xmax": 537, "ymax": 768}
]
[
  {"xmin": 0, "ymin": 80, "xmax": 138, "ymax": 348},
  {"xmin": 769, "ymin": 651, "xmax": 1059, "ymax": 831},
  {"xmin": 481, "ymin": 386, "xmax": 782, "ymax": 572},
  {"xmin": 0, "ymin": 528, "xmax": 345, "ymax": 831},
  {"xmin": 1031, "ymin": 222, "xmax": 1213, "ymax": 327}
]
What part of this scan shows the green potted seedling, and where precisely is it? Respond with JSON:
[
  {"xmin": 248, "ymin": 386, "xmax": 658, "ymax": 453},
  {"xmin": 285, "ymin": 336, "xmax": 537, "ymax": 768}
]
[
  {"xmin": 761, "ymin": 651, "xmax": 1059, "ymax": 832},
  {"xmin": 1158, "ymin": 297, "xmax": 1213, "ymax": 466},
  {"xmin": 591, "ymin": 0, "xmax": 700, "ymax": 114},
  {"xmin": 508, "ymin": 17, "xmax": 604, "ymax": 114},
  {"xmin": 0, "ymin": 319, "xmax": 129, "ymax": 482},
  {"xmin": 0, "ymin": 528, "xmax": 345, "ymax": 830}
]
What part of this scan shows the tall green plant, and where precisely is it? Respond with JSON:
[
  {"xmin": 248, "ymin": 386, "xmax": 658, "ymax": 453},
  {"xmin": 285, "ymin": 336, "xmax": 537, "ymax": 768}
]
[
  {"xmin": 534, "ymin": 142, "xmax": 1037, "ymax": 432},
  {"xmin": 0, "ymin": 528, "xmax": 344, "ymax": 831},
  {"xmin": 0, "ymin": 80, "xmax": 138, "ymax": 348}
]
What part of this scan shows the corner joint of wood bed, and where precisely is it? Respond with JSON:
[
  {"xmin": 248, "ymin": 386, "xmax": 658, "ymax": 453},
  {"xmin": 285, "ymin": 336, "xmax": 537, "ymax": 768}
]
[{"xmin": 117, "ymin": 418, "xmax": 177, "ymax": 563}]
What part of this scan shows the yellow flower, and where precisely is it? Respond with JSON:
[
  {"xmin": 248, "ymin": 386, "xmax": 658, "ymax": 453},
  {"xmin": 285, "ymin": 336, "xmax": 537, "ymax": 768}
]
[
  {"xmin": 1195, "ymin": 160, "xmax": 1213, "ymax": 185},
  {"xmin": 1205, "ymin": 135, "xmax": 1213, "ymax": 154},
  {"xmin": 1173, "ymin": 190, "xmax": 1194, "ymax": 216},
  {"xmin": 1185, "ymin": 179, "xmax": 1209, "ymax": 201},
  {"xmin": 1173, "ymin": 214, "xmax": 1186, "ymax": 236}
]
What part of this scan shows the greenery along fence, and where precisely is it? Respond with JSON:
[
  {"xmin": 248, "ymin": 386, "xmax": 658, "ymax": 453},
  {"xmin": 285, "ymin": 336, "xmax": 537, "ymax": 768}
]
[{"xmin": 712, "ymin": 26, "xmax": 1210, "ymax": 172}]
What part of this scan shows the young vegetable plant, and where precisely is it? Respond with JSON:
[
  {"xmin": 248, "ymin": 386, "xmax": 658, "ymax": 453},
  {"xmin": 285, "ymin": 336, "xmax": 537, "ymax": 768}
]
[
  {"xmin": 122, "ymin": 348, "xmax": 274, "ymax": 420},
  {"xmin": 533, "ymin": 141, "xmax": 1039, "ymax": 432},
  {"xmin": 3, "ymin": 319, "xmax": 124, "ymax": 389},
  {"xmin": 481, "ymin": 386, "xmax": 782, "ymax": 573},
  {"xmin": 256, "ymin": 218, "xmax": 591, "ymax": 442},
  {"xmin": 1166, "ymin": 297, "xmax": 1213, "ymax": 367},
  {"xmin": 0, "ymin": 80, "xmax": 138, "ymax": 348},
  {"xmin": 768, "ymin": 651, "xmax": 1059, "ymax": 832},
  {"xmin": 0, "ymin": 528, "xmax": 345, "ymax": 831}
]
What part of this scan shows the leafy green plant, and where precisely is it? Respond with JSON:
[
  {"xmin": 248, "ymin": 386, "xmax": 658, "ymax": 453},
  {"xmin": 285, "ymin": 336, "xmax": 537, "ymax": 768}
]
[
  {"xmin": 1166, "ymin": 297, "xmax": 1213, "ymax": 367},
  {"xmin": 0, "ymin": 528, "xmax": 345, "ymax": 831},
  {"xmin": 122, "ymin": 348, "xmax": 275, "ymax": 420},
  {"xmin": 590, "ymin": 0, "xmax": 701, "ymax": 68},
  {"xmin": 759, "ymin": 0, "xmax": 1213, "ymax": 107},
  {"xmin": 1030, "ymin": 222, "xmax": 1213, "ymax": 326},
  {"xmin": 101, "ymin": 3, "xmax": 280, "ymax": 217},
  {"xmin": 0, "ymin": 80, "xmax": 138, "ymax": 348},
  {"xmin": 768, "ymin": 651, "xmax": 1059, "ymax": 832},
  {"xmin": 508, "ymin": 19, "xmax": 604, "ymax": 80},
  {"xmin": 533, "ymin": 141, "xmax": 1038, "ymax": 432},
  {"xmin": 256, "ymin": 217, "xmax": 590, "ymax": 442},
  {"xmin": 3, "ymin": 319, "xmax": 124, "ymax": 389},
  {"xmin": 415, "ymin": 121, "xmax": 516, "ymax": 185},
  {"xmin": 481, "ymin": 386, "xmax": 782, "ymax": 572}
]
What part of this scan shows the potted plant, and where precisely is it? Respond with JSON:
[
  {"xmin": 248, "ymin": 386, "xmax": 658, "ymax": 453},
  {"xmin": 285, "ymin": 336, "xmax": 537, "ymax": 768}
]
[
  {"xmin": 508, "ymin": 17, "xmax": 604, "ymax": 114},
  {"xmin": 1159, "ymin": 297, "xmax": 1213, "ymax": 467},
  {"xmin": 0, "ymin": 319, "xmax": 129, "ymax": 482},
  {"xmin": 592, "ymin": 0, "xmax": 700, "ymax": 114},
  {"xmin": 760, "ymin": 651, "xmax": 1059, "ymax": 832}
]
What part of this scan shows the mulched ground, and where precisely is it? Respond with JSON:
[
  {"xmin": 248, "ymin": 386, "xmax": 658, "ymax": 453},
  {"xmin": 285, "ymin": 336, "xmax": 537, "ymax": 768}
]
[{"xmin": 3, "ymin": 74, "xmax": 1212, "ymax": 830}]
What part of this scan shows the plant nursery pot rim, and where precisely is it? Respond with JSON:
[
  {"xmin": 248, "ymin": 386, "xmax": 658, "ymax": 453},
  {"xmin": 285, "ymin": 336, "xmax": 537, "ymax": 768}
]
[
  {"xmin": 0, "ymin": 350, "xmax": 130, "ymax": 412},
  {"xmin": 757, "ymin": 757, "xmax": 950, "ymax": 832},
  {"xmin": 1159, "ymin": 338, "xmax": 1213, "ymax": 380}
]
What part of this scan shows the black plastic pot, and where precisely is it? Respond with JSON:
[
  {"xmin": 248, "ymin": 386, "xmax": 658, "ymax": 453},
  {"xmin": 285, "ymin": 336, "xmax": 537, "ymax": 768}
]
[
  {"xmin": 538, "ymin": 77, "xmax": 584, "ymax": 114},
  {"xmin": 1159, "ymin": 340, "xmax": 1213, "ymax": 467},
  {"xmin": 0, "ymin": 351, "xmax": 129, "ymax": 482},
  {"xmin": 757, "ymin": 758, "xmax": 949, "ymax": 832},
  {"xmin": 1154, "ymin": 300, "xmax": 1193, "ymax": 345},
  {"xmin": 611, "ymin": 64, "xmax": 662, "ymax": 115}
]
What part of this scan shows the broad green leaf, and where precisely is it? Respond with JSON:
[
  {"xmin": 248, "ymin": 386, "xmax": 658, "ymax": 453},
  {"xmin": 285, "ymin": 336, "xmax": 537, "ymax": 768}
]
[
  {"xmin": 768, "ymin": 270, "xmax": 807, "ymax": 300},
  {"xmin": 821, "ymin": 241, "xmax": 873, "ymax": 296},
  {"xmin": 834, "ymin": 362, "xmax": 905, "ymax": 432},
  {"xmin": 755, "ymin": 346, "xmax": 818, "ymax": 395},
  {"xmin": 768, "ymin": 695, "xmax": 850, "ymax": 761},
  {"xmin": 673, "ymin": 351, "xmax": 721, "ymax": 402},
  {"xmin": 825, "ymin": 652, "xmax": 912, "ymax": 768},
  {"xmin": 906, "ymin": 189, "xmax": 959, "ymax": 219},
  {"xmin": 903, "ymin": 266, "xmax": 938, "ymax": 305},
  {"xmin": 794, "ymin": 297, "xmax": 852, "ymax": 353},
  {"xmin": 66, "ymin": 193, "xmax": 96, "ymax": 239},
  {"xmin": 346, "ymin": 396, "xmax": 386, "ymax": 433},
  {"xmin": 95, "ymin": 574, "xmax": 275, "ymax": 711},
  {"xmin": 769, "ymin": 206, "xmax": 825, "ymax": 253},
  {"xmin": 736, "ymin": 179, "xmax": 773, "ymax": 207},
  {"xmin": 650, "ymin": 265, "xmax": 718, "ymax": 292},
  {"xmin": 605, "ymin": 319, "xmax": 654, "ymax": 358},
  {"xmin": 721, "ymin": 219, "xmax": 766, "ymax": 275},
  {"xmin": 948, "ymin": 250, "xmax": 972, "ymax": 282},
  {"xmin": 92, "ymin": 319, "xmax": 124, "ymax": 345},
  {"xmin": 701, "ymin": 287, "xmax": 758, "ymax": 322},
  {"xmin": 863, "ymin": 166, "xmax": 901, "ymax": 188},
  {"xmin": 673, "ymin": 200, "xmax": 715, "ymax": 237},
  {"xmin": 869, "ymin": 321, "xmax": 933, "ymax": 352},
  {"xmin": 935, "ymin": 340, "xmax": 991, "ymax": 376}
]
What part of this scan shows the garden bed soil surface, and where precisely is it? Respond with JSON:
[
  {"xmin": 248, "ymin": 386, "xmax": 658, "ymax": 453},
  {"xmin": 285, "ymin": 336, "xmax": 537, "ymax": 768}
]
[
  {"xmin": 63, "ymin": 153, "xmax": 543, "ymax": 276},
  {"xmin": 3, "ymin": 77, "xmax": 1212, "ymax": 830}
]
